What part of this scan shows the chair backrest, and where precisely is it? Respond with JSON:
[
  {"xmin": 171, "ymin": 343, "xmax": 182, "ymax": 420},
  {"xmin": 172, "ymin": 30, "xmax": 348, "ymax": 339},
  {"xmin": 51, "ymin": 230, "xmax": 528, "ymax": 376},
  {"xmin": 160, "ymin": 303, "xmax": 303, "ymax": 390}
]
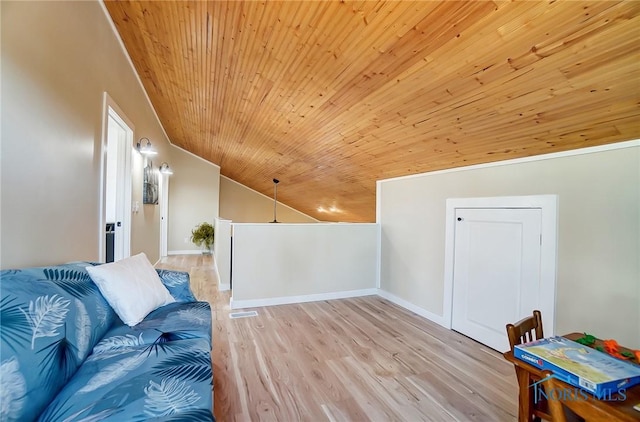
[{"xmin": 506, "ymin": 310, "xmax": 544, "ymax": 351}]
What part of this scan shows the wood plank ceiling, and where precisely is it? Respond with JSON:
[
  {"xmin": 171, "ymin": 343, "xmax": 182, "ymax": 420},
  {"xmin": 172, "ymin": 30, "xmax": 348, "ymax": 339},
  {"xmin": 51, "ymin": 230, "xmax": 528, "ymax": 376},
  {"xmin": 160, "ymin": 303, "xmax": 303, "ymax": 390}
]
[{"xmin": 105, "ymin": 1, "xmax": 640, "ymax": 222}]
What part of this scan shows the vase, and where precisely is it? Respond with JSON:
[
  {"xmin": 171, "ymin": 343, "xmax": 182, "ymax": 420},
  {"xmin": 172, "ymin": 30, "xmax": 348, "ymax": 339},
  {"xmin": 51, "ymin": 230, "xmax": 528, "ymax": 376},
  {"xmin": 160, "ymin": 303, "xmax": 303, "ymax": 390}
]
[{"xmin": 201, "ymin": 244, "xmax": 212, "ymax": 255}]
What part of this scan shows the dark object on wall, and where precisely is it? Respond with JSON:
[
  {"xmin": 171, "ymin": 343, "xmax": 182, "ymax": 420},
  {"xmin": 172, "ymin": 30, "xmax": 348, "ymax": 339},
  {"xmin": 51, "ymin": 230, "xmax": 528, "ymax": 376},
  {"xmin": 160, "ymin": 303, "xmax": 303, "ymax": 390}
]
[
  {"xmin": 105, "ymin": 223, "xmax": 115, "ymax": 263},
  {"xmin": 143, "ymin": 161, "xmax": 158, "ymax": 204}
]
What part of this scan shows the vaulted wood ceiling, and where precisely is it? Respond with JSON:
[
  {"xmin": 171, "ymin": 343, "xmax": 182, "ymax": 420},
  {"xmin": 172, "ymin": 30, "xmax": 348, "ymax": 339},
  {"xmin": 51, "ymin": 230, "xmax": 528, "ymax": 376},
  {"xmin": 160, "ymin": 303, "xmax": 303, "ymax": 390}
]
[{"xmin": 105, "ymin": 1, "xmax": 640, "ymax": 222}]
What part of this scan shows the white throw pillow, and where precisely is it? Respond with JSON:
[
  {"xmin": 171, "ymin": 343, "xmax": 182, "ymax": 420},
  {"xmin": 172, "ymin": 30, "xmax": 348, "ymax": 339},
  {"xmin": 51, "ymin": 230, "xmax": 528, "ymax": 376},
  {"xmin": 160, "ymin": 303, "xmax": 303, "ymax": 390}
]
[{"xmin": 87, "ymin": 253, "xmax": 175, "ymax": 326}]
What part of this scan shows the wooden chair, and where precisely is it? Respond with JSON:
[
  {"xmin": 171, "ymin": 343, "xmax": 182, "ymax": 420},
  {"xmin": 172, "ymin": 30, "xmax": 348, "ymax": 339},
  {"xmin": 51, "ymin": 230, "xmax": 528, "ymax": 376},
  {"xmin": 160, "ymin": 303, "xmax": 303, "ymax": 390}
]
[
  {"xmin": 506, "ymin": 310, "xmax": 550, "ymax": 421},
  {"xmin": 507, "ymin": 310, "xmax": 544, "ymax": 348}
]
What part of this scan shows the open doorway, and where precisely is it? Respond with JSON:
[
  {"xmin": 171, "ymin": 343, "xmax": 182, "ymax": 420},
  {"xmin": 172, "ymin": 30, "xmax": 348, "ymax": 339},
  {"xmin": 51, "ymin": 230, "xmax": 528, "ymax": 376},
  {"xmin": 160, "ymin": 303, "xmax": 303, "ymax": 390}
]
[{"xmin": 100, "ymin": 93, "xmax": 133, "ymax": 262}]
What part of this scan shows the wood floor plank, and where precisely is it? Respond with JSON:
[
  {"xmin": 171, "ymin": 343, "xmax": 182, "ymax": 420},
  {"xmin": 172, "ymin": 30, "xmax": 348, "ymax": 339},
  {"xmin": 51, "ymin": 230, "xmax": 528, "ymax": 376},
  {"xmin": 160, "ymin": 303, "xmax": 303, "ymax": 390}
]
[
  {"xmin": 156, "ymin": 255, "xmax": 518, "ymax": 421},
  {"xmin": 321, "ymin": 399, "xmax": 370, "ymax": 422}
]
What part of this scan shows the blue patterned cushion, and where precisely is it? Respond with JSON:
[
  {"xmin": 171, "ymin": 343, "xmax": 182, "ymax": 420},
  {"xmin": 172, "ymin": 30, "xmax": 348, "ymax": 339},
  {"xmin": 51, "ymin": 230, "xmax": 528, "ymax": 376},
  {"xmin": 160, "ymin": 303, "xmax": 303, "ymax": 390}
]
[
  {"xmin": 38, "ymin": 337, "xmax": 214, "ymax": 421},
  {"xmin": 0, "ymin": 263, "xmax": 118, "ymax": 421},
  {"xmin": 156, "ymin": 269, "xmax": 197, "ymax": 302},
  {"xmin": 94, "ymin": 301, "xmax": 212, "ymax": 354}
]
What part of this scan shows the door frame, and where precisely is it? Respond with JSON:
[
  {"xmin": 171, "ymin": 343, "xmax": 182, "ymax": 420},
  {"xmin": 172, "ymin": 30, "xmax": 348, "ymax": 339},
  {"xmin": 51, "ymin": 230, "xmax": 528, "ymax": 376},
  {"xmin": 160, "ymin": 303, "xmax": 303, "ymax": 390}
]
[
  {"xmin": 443, "ymin": 195, "xmax": 558, "ymax": 334},
  {"xmin": 159, "ymin": 172, "xmax": 169, "ymax": 258},
  {"xmin": 99, "ymin": 92, "xmax": 134, "ymax": 262}
]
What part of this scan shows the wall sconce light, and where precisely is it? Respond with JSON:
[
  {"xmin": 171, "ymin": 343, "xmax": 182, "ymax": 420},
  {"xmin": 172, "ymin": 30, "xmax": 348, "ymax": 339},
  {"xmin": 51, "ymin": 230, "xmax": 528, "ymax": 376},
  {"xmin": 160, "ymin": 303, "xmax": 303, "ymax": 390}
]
[
  {"xmin": 136, "ymin": 138, "xmax": 158, "ymax": 155},
  {"xmin": 159, "ymin": 162, "xmax": 173, "ymax": 175}
]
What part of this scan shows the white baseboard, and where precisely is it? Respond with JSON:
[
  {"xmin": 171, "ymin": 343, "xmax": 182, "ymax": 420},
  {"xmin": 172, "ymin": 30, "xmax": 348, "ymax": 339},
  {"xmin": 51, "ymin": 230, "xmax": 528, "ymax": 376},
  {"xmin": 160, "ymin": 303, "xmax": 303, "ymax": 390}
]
[
  {"xmin": 219, "ymin": 283, "xmax": 230, "ymax": 291},
  {"xmin": 168, "ymin": 250, "xmax": 203, "ymax": 255},
  {"xmin": 376, "ymin": 289, "xmax": 448, "ymax": 328},
  {"xmin": 230, "ymin": 288, "xmax": 378, "ymax": 310},
  {"xmin": 227, "ymin": 287, "xmax": 450, "ymax": 331}
]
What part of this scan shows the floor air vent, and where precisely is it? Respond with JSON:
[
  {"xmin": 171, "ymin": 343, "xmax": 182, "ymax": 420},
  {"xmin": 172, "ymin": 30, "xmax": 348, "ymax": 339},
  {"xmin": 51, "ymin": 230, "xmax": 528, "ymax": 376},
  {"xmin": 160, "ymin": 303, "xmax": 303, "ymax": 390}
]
[{"xmin": 229, "ymin": 310, "xmax": 258, "ymax": 319}]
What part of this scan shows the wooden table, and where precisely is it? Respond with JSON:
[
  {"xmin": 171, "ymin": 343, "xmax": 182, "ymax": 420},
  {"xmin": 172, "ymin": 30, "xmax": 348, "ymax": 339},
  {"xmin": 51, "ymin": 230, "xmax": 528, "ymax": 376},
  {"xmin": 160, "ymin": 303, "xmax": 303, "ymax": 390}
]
[{"xmin": 503, "ymin": 333, "xmax": 640, "ymax": 422}]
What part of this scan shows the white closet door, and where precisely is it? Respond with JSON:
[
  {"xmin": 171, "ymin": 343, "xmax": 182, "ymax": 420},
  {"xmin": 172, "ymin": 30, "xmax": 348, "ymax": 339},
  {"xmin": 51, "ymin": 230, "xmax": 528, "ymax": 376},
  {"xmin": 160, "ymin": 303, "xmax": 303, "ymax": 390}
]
[{"xmin": 451, "ymin": 208, "xmax": 542, "ymax": 352}]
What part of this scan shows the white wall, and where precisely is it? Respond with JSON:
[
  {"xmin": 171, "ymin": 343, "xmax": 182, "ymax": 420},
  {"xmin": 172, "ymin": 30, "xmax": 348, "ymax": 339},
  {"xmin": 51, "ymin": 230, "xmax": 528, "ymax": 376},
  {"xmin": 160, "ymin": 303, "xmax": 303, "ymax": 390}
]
[
  {"xmin": 213, "ymin": 218, "xmax": 232, "ymax": 290},
  {"xmin": 167, "ymin": 146, "xmax": 220, "ymax": 254},
  {"xmin": 1, "ymin": 1, "xmax": 174, "ymax": 268},
  {"xmin": 378, "ymin": 141, "xmax": 640, "ymax": 349},
  {"xmin": 219, "ymin": 176, "xmax": 318, "ymax": 223},
  {"xmin": 231, "ymin": 223, "xmax": 379, "ymax": 308}
]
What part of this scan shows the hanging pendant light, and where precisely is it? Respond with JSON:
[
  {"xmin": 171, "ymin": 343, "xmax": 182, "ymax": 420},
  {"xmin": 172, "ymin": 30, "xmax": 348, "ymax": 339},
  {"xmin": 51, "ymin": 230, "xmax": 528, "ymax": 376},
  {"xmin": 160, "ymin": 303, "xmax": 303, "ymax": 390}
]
[{"xmin": 270, "ymin": 178, "xmax": 279, "ymax": 223}]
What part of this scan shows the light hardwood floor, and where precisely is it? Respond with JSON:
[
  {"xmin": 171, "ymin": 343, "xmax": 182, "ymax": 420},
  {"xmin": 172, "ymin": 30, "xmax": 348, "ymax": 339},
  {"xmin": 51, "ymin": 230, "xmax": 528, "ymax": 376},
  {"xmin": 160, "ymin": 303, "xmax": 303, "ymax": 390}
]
[{"xmin": 156, "ymin": 255, "xmax": 519, "ymax": 422}]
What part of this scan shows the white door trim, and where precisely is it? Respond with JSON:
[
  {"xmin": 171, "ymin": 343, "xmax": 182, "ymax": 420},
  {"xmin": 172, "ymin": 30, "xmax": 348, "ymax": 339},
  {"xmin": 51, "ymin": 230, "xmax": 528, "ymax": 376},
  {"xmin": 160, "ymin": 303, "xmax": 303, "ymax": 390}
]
[
  {"xmin": 443, "ymin": 194, "xmax": 558, "ymax": 334},
  {"xmin": 100, "ymin": 92, "xmax": 134, "ymax": 261},
  {"xmin": 159, "ymin": 173, "xmax": 169, "ymax": 258}
]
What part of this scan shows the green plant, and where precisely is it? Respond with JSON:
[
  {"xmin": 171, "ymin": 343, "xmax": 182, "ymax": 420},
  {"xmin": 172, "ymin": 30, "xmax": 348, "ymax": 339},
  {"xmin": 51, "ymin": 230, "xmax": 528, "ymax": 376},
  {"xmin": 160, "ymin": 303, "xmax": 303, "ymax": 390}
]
[{"xmin": 190, "ymin": 222, "xmax": 215, "ymax": 252}]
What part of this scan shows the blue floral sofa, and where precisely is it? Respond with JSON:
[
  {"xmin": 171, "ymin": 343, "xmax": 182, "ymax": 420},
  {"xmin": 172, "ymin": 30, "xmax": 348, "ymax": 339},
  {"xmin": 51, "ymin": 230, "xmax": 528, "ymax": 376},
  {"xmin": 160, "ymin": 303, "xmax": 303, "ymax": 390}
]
[{"xmin": 0, "ymin": 260, "xmax": 214, "ymax": 421}]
